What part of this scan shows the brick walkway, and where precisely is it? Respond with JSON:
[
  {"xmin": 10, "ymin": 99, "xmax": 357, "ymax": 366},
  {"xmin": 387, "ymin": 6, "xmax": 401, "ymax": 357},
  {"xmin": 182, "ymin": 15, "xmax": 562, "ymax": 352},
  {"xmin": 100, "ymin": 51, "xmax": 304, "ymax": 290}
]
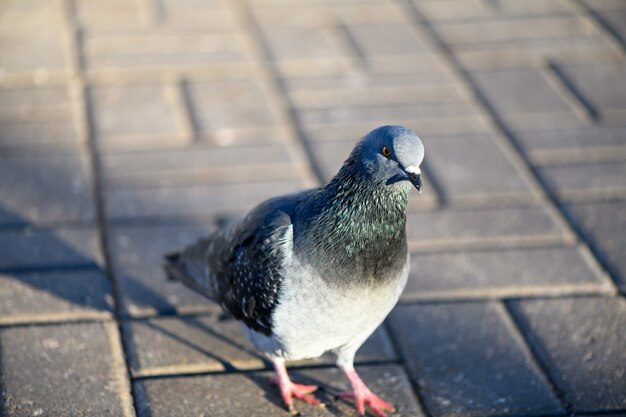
[{"xmin": 1, "ymin": 0, "xmax": 625, "ymax": 416}]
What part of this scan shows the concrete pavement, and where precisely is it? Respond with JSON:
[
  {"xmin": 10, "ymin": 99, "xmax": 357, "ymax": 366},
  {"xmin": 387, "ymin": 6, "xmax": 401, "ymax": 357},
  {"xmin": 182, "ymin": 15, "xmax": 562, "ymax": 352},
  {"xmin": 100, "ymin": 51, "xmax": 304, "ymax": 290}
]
[{"xmin": 1, "ymin": 0, "xmax": 625, "ymax": 416}]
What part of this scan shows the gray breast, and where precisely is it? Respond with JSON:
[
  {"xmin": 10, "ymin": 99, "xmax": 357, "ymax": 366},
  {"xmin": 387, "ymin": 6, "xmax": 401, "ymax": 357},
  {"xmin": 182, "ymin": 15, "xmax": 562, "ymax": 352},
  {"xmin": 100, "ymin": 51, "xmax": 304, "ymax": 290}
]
[{"xmin": 246, "ymin": 252, "xmax": 410, "ymax": 361}]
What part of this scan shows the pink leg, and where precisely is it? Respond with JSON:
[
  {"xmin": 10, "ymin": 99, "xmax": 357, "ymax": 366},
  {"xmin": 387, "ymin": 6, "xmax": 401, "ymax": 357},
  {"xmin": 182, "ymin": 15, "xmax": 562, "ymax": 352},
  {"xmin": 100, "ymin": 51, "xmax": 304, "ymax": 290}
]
[
  {"xmin": 340, "ymin": 368, "xmax": 395, "ymax": 417},
  {"xmin": 271, "ymin": 359, "xmax": 321, "ymax": 413}
]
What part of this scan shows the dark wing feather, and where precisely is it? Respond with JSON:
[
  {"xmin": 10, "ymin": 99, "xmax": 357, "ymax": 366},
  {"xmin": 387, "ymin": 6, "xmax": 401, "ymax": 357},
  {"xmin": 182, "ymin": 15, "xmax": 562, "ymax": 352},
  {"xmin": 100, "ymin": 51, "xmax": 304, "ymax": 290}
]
[
  {"xmin": 164, "ymin": 196, "xmax": 298, "ymax": 336},
  {"xmin": 214, "ymin": 209, "xmax": 292, "ymax": 335}
]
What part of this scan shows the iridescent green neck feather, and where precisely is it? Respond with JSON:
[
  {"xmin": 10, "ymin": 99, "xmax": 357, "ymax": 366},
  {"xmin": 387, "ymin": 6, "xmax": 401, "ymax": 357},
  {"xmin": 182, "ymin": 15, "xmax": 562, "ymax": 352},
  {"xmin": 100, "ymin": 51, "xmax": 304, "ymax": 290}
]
[{"xmin": 296, "ymin": 154, "xmax": 410, "ymax": 287}]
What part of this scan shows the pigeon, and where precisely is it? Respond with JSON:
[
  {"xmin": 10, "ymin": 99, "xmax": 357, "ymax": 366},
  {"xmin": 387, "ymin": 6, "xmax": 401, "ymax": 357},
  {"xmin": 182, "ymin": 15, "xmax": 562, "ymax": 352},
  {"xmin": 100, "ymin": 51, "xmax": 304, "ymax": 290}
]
[{"xmin": 164, "ymin": 125, "xmax": 424, "ymax": 417}]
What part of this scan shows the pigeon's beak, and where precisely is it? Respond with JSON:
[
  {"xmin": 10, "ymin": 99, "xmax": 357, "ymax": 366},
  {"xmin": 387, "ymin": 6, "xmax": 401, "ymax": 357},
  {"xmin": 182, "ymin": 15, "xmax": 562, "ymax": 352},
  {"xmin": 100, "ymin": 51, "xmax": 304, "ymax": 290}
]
[{"xmin": 404, "ymin": 165, "xmax": 423, "ymax": 194}]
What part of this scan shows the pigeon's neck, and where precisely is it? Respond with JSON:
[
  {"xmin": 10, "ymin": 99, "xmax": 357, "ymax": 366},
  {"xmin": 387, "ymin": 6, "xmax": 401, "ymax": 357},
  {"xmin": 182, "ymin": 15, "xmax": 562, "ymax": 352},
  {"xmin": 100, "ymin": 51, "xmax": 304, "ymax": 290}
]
[
  {"xmin": 298, "ymin": 163, "xmax": 409, "ymax": 287},
  {"xmin": 322, "ymin": 165, "xmax": 410, "ymax": 230}
]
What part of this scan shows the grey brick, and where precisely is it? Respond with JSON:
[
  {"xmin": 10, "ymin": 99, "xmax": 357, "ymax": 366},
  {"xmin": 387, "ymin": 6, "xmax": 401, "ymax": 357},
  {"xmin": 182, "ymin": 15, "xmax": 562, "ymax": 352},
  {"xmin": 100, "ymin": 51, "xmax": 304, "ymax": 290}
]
[
  {"xmin": 513, "ymin": 125, "xmax": 626, "ymax": 153},
  {"xmin": 509, "ymin": 296, "xmax": 626, "ymax": 410},
  {"xmin": 0, "ymin": 155, "xmax": 95, "ymax": 225},
  {"xmin": 415, "ymin": 0, "xmax": 573, "ymax": 21},
  {"xmin": 0, "ymin": 0, "xmax": 57, "ymax": 13},
  {"xmin": 566, "ymin": 201, "xmax": 626, "ymax": 291},
  {"xmin": 437, "ymin": 16, "xmax": 592, "ymax": 48},
  {"xmin": 0, "ymin": 270, "xmax": 113, "ymax": 325},
  {"xmin": 402, "ymin": 245, "xmax": 611, "ymax": 300},
  {"xmin": 0, "ymin": 120, "xmax": 83, "ymax": 153},
  {"xmin": 299, "ymin": 103, "xmax": 476, "ymax": 126},
  {"xmin": 470, "ymin": 68, "xmax": 573, "ymax": 114},
  {"xmin": 539, "ymin": 161, "xmax": 626, "ymax": 201},
  {"xmin": 559, "ymin": 63, "xmax": 626, "ymax": 110},
  {"xmin": 388, "ymin": 302, "xmax": 563, "ymax": 417},
  {"xmin": 0, "ymin": 86, "xmax": 72, "ymax": 120},
  {"xmin": 0, "ymin": 226, "xmax": 102, "ymax": 270},
  {"xmin": 124, "ymin": 315, "xmax": 395, "ymax": 377},
  {"xmin": 185, "ymin": 80, "xmax": 287, "ymax": 145},
  {"xmin": 345, "ymin": 23, "xmax": 429, "ymax": 57},
  {"xmin": 0, "ymin": 86, "xmax": 78, "ymax": 154},
  {"xmin": 582, "ymin": 0, "xmax": 626, "ymax": 11},
  {"xmin": 406, "ymin": 205, "xmax": 569, "ymax": 250},
  {"xmin": 0, "ymin": 322, "xmax": 133, "ymax": 417},
  {"xmin": 83, "ymin": 33, "xmax": 248, "ymax": 71},
  {"xmin": 108, "ymin": 223, "xmax": 223, "ymax": 317},
  {"xmin": 135, "ymin": 365, "xmax": 423, "ymax": 417},
  {"xmin": 261, "ymin": 28, "xmax": 345, "ymax": 63},
  {"xmin": 156, "ymin": 1, "xmax": 236, "ymax": 31},
  {"xmin": 289, "ymin": 81, "xmax": 465, "ymax": 109},
  {"xmin": 303, "ymin": 117, "xmax": 491, "ymax": 143},
  {"xmin": 89, "ymin": 84, "xmax": 182, "ymax": 142},
  {"xmin": 425, "ymin": 135, "xmax": 536, "ymax": 204},
  {"xmin": 0, "ymin": 11, "xmax": 66, "ymax": 72},
  {"xmin": 104, "ymin": 179, "xmax": 305, "ymax": 221},
  {"xmin": 101, "ymin": 144, "xmax": 303, "ymax": 188}
]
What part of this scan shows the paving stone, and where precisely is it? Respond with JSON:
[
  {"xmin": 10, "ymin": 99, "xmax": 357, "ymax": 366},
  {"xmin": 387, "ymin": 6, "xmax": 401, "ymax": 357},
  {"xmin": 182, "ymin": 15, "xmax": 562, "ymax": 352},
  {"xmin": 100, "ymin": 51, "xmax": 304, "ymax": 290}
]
[
  {"xmin": 470, "ymin": 68, "xmax": 573, "ymax": 114},
  {"xmin": 539, "ymin": 161, "xmax": 626, "ymax": 201},
  {"xmin": 0, "ymin": 270, "xmax": 113, "ymax": 325},
  {"xmin": 0, "ymin": 86, "xmax": 72, "ymax": 120},
  {"xmin": 346, "ymin": 23, "xmax": 429, "ymax": 57},
  {"xmin": 289, "ymin": 81, "xmax": 465, "ymax": 109},
  {"xmin": 104, "ymin": 179, "xmax": 305, "ymax": 221},
  {"xmin": 0, "ymin": 155, "xmax": 95, "ymax": 225},
  {"xmin": 0, "ymin": 0, "xmax": 58, "ymax": 14},
  {"xmin": 89, "ymin": 84, "xmax": 182, "ymax": 142},
  {"xmin": 509, "ymin": 296, "xmax": 626, "ymax": 410},
  {"xmin": 299, "ymin": 102, "xmax": 476, "ymax": 126},
  {"xmin": 0, "ymin": 11, "xmax": 66, "ymax": 72},
  {"xmin": 76, "ymin": 0, "xmax": 237, "ymax": 33},
  {"xmin": 565, "ymin": 201, "xmax": 626, "ymax": 291},
  {"xmin": 0, "ymin": 86, "xmax": 77, "ymax": 153},
  {"xmin": 135, "ymin": 365, "xmax": 423, "ymax": 417},
  {"xmin": 261, "ymin": 28, "xmax": 345, "ymax": 63},
  {"xmin": 0, "ymin": 322, "xmax": 133, "ymax": 417},
  {"xmin": 388, "ymin": 302, "xmax": 563, "ymax": 417},
  {"xmin": 0, "ymin": 120, "xmax": 84, "ymax": 153},
  {"xmin": 559, "ymin": 63, "xmax": 626, "ymax": 110},
  {"xmin": 402, "ymin": 245, "xmax": 611, "ymax": 300},
  {"xmin": 285, "ymin": 72, "xmax": 455, "ymax": 95},
  {"xmin": 593, "ymin": 9, "xmax": 626, "ymax": 49},
  {"xmin": 108, "ymin": 223, "xmax": 223, "ymax": 317},
  {"xmin": 124, "ymin": 315, "xmax": 395, "ymax": 377},
  {"xmin": 406, "ymin": 205, "xmax": 569, "ymax": 250},
  {"xmin": 513, "ymin": 125, "xmax": 626, "ymax": 153},
  {"xmin": 156, "ymin": 1, "xmax": 237, "ymax": 31},
  {"xmin": 83, "ymin": 32, "xmax": 248, "ymax": 71},
  {"xmin": 425, "ymin": 135, "xmax": 536, "ymax": 204},
  {"xmin": 303, "ymin": 117, "xmax": 491, "ymax": 143},
  {"xmin": 0, "ymin": 226, "xmax": 102, "ymax": 270},
  {"xmin": 251, "ymin": 3, "xmax": 405, "ymax": 31},
  {"xmin": 455, "ymin": 39, "xmax": 617, "ymax": 72},
  {"xmin": 101, "ymin": 144, "xmax": 303, "ymax": 188},
  {"xmin": 185, "ymin": 80, "xmax": 286, "ymax": 145},
  {"xmin": 415, "ymin": 0, "xmax": 574, "ymax": 21},
  {"xmin": 436, "ymin": 16, "xmax": 591, "ymax": 48}
]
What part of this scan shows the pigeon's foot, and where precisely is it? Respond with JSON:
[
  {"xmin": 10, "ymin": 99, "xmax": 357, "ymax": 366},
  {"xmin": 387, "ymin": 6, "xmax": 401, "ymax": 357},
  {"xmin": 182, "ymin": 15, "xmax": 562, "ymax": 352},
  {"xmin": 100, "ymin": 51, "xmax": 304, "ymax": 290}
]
[
  {"xmin": 271, "ymin": 359, "xmax": 322, "ymax": 413},
  {"xmin": 340, "ymin": 368, "xmax": 394, "ymax": 417}
]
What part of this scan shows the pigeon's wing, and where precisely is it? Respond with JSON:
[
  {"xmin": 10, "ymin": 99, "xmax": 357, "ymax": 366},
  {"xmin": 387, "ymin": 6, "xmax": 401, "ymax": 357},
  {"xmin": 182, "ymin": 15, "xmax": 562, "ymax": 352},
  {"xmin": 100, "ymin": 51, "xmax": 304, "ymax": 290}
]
[{"xmin": 165, "ymin": 196, "xmax": 299, "ymax": 336}]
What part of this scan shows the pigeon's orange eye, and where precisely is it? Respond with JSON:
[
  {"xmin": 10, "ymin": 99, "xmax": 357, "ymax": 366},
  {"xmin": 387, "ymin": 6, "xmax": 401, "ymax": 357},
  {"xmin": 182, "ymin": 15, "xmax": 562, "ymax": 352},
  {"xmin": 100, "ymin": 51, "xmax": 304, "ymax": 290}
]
[{"xmin": 381, "ymin": 146, "xmax": 391, "ymax": 158}]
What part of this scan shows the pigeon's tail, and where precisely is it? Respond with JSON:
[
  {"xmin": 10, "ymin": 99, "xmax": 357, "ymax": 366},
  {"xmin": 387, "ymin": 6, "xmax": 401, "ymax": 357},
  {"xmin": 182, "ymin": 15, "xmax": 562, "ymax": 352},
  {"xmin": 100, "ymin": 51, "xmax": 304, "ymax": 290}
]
[{"xmin": 163, "ymin": 238, "xmax": 219, "ymax": 302}]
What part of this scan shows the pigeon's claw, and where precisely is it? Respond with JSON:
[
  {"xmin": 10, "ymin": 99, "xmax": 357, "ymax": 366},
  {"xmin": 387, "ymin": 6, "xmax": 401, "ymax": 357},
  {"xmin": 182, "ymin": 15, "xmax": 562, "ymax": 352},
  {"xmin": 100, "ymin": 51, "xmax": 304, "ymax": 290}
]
[
  {"xmin": 270, "ymin": 377, "xmax": 320, "ymax": 409},
  {"xmin": 341, "ymin": 368, "xmax": 395, "ymax": 417},
  {"xmin": 271, "ymin": 359, "xmax": 322, "ymax": 413}
]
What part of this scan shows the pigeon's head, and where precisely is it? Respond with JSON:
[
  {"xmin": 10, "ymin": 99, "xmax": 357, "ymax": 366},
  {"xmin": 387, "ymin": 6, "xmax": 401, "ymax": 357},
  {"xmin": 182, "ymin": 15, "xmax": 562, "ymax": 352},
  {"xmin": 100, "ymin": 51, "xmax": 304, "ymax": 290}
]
[{"xmin": 355, "ymin": 125, "xmax": 425, "ymax": 193}]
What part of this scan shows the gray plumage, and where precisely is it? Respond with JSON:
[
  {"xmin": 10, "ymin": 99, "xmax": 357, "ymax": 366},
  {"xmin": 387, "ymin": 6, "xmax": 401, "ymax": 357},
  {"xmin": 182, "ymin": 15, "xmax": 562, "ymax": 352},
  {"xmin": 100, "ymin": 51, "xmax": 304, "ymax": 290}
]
[{"xmin": 165, "ymin": 125, "xmax": 425, "ymax": 368}]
